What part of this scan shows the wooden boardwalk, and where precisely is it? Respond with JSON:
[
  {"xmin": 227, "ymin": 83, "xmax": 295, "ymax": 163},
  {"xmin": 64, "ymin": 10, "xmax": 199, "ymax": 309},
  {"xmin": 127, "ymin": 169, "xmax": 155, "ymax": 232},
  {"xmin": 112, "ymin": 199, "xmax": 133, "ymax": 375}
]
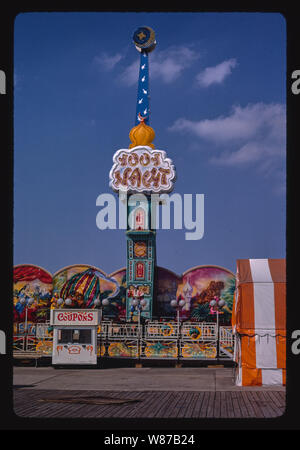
[{"xmin": 13, "ymin": 388, "xmax": 285, "ymax": 419}]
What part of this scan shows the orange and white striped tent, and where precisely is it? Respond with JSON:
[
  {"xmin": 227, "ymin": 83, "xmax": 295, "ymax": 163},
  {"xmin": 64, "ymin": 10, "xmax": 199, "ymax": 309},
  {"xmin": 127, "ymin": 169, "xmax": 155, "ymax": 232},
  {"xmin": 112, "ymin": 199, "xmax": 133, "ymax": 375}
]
[{"xmin": 232, "ymin": 258, "xmax": 286, "ymax": 386}]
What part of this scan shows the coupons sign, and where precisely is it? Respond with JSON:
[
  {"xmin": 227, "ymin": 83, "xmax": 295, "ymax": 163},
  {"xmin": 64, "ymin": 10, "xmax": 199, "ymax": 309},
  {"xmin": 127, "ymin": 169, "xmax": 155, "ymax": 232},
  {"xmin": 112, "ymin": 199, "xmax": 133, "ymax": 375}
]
[{"xmin": 51, "ymin": 309, "xmax": 99, "ymax": 326}]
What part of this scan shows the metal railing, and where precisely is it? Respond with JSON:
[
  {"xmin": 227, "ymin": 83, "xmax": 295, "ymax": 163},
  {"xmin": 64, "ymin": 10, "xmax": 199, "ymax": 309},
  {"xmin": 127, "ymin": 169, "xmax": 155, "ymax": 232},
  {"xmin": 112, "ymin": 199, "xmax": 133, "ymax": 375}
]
[
  {"xmin": 13, "ymin": 336, "xmax": 26, "ymax": 352},
  {"xmin": 108, "ymin": 323, "xmax": 141, "ymax": 339},
  {"xmin": 144, "ymin": 321, "xmax": 180, "ymax": 339},
  {"xmin": 14, "ymin": 321, "xmax": 235, "ymax": 360},
  {"xmin": 181, "ymin": 322, "xmax": 217, "ymax": 341},
  {"xmin": 13, "ymin": 322, "xmax": 53, "ymax": 356},
  {"xmin": 219, "ymin": 326, "xmax": 235, "ymax": 359},
  {"xmin": 97, "ymin": 322, "xmax": 234, "ymax": 360}
]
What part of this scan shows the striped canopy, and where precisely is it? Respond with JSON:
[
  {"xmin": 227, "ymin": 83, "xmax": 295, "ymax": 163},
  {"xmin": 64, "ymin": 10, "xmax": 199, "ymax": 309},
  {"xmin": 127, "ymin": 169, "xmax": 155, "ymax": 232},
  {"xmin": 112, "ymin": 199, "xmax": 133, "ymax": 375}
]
[
  {"xmin": 232, "ymin": 259, "xmax": 286, "ymax": 386},
  {"xmin": 60, "ymin": 269, "xmax": 100, "ymax": 307},
  {"xmin": 232, "ymin": 258, "xmax": 286, "ymax": 335}
]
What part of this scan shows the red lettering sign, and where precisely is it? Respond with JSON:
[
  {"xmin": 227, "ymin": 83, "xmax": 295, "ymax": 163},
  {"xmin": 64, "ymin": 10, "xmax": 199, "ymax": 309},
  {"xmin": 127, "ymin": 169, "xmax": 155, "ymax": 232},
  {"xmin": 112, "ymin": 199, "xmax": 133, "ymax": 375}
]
[{"xmin": 55, "ymin": 311, "xmax": 95, "ymax": 323}]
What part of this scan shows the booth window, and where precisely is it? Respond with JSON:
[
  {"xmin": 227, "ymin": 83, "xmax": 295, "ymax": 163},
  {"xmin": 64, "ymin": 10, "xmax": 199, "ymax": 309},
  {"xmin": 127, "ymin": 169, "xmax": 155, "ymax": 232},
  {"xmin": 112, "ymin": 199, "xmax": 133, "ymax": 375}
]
[{"xmin": 58, "ymin": 329, "xmax": 92, "ymax": 344}]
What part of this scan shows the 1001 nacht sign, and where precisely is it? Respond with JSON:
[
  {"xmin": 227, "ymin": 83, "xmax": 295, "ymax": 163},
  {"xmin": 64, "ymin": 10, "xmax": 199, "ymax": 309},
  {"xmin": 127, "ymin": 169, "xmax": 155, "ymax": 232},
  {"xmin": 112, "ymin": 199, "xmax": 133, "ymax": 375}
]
[{"xmin": 109, "ymin": 145, "xmax": 176, "ymax": 194}]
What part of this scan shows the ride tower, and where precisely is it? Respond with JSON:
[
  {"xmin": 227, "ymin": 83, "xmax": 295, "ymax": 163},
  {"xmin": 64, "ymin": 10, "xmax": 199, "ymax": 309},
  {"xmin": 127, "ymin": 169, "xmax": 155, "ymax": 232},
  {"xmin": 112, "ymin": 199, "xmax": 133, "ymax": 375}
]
[{"xmin": 109, "ymin": 27, "xmax": 176, "ymax": 322}]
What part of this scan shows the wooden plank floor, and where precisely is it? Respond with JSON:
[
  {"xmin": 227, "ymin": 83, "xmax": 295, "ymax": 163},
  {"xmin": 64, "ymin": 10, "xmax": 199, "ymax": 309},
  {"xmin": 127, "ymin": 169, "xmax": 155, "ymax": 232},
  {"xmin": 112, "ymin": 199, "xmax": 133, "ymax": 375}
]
[{"xmin": 13, "ymin": 388, "xmax": 286, "ymax": 419}]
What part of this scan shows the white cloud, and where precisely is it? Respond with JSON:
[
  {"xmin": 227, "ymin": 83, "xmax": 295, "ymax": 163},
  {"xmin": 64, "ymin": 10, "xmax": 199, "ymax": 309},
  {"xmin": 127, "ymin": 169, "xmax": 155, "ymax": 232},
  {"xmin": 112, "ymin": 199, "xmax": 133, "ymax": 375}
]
[
  {"xmin": 119, "ymin": 59, "xmax": 140, "ymax": 86},
  {"xmin": 196, "ymin": 58, "xmax": 237, "ymax": 87},
  {"xmin": 94, "ymin": 52, "xmax": 123, "ymax": 71},
  {"xmin": 119, "ymin": 45, "xmax": 200, "ymax": 86},
  {"xmin": 168, "ymin": 102, "xmax": 286, "ymax": 173}
]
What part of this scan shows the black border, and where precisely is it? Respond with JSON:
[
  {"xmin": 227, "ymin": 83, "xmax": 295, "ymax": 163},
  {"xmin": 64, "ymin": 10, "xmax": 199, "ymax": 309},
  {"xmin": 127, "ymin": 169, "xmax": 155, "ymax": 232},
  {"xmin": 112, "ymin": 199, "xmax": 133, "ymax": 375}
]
[{"xmin": 1, "ymin": 4, "xmax": 299, "ymax": 433}]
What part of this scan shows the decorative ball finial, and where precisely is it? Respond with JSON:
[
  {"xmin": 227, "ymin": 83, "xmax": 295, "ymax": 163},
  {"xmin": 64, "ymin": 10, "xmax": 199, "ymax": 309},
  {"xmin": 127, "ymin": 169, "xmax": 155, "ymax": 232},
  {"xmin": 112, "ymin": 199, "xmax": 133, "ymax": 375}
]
[{"xmin": 133, "ymin": 26, "xmax": 156, "ymax": 53}]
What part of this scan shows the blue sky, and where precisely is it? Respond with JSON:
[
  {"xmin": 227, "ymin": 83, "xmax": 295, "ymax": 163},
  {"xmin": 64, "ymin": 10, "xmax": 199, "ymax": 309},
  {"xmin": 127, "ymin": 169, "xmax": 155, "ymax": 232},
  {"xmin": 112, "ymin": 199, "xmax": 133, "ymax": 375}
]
[{"xmin": 14, "ymin": 12, "xmax": 286, "ymax": 276}]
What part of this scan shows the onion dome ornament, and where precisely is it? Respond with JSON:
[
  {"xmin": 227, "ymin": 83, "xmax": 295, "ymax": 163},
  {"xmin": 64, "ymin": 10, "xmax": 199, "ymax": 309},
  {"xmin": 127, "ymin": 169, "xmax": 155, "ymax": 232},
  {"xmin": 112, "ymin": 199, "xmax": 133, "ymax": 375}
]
[
  {"xmin": 182, "ymin": 278, "xmax": 193, "ymax": 310},
  {"xmin": 129, "ymin": 119, "xmax": 155, "ymax": 149},
  {"xmin": 183, "ymin": 279, "xmax": 193, "ymax": 299}
]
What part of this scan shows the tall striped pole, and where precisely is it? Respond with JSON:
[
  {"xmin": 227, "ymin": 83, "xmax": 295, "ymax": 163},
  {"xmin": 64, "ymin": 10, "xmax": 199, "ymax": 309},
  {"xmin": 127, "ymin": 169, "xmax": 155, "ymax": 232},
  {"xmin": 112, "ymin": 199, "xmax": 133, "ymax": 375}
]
[{"xmin": 132, "ymin": 26, "xmax": 156, "ymax": 126}]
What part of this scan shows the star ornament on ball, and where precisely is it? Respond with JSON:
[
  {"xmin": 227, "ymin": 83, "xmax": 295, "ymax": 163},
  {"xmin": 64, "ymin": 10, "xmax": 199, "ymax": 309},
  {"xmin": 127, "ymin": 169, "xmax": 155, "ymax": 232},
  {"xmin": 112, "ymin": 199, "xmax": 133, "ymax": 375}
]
[{"xmin": 133, "ymin": 26, "xmax": 156, "ymax": 53}]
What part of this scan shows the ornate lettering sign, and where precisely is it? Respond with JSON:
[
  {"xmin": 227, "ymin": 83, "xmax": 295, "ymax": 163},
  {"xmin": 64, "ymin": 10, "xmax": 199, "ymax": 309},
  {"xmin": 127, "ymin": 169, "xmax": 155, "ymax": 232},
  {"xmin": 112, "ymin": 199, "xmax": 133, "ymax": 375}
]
[
  {"xmin": 109, "ymin": 146, "xmax": 176, "ymax": 193},
  {"xmin": 50, "ymin": 309, "xmax": 99, "ymax": 326}
]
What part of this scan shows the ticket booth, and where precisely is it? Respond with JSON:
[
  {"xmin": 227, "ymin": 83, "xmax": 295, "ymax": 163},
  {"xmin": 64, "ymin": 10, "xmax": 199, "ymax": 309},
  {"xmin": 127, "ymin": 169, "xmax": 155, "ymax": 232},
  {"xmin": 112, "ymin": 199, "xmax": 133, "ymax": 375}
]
[{"xmin": 50, "ymin": 309, "xmax": 99, "ymax": 365}]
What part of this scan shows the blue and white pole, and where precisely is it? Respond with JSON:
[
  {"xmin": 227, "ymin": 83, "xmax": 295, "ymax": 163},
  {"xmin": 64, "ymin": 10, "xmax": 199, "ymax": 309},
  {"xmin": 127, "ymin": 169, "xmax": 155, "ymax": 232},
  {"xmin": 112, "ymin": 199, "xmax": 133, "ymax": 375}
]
[{"xmin": 132, "ymin": 26, "xmax": 156, "ymax": 126}]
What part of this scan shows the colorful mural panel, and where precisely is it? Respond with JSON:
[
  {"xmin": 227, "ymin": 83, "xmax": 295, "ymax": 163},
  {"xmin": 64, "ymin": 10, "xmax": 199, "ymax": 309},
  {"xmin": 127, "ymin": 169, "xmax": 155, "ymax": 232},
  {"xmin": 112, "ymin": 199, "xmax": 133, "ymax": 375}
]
[
  {"xmin": 144, "ymin": 340, "xmax": 178, "ymax": 358},
  {"xmin": 104, "ymin": 268, "xmax": 127, "ymax": 320},
  {"xmin": 35, "ymin": 339, "xmax": 53, "ymax": 355},
  {"xmin": 177, "ymin": 266, "xmax": 236, "ymax": 325},
  {"xmin": 52, "ymin": 265, "xmax": 125, "ymax": 318},
  {"xmin": 154, "ymin": 265, "xmax": 235, "ymax": 325},
  {"xmin": 13, "ymin": 264, "xmax": 235, "ymax": 326},
  {"xmin": 53, "ymin": 265, "xmax": 103, "ymax": 303},
  {"xmin": 13, "ymin": 265, "xmax": 53, "ymax": 323},
  {"xmin": 181, "ymin": 342, "xmax": 217, "ymax": 359},
  {"xmin": 107, "ymin": 341, "xmax": 138, "ymax": 358}
]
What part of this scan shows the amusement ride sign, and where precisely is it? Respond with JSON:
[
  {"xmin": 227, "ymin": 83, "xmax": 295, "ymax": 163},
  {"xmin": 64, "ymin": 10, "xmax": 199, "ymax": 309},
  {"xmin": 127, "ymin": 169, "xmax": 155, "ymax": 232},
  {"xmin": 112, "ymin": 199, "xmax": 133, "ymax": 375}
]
[{"xmin": 109, "ymin": 145, "xmax": 176, "ymax": 194}]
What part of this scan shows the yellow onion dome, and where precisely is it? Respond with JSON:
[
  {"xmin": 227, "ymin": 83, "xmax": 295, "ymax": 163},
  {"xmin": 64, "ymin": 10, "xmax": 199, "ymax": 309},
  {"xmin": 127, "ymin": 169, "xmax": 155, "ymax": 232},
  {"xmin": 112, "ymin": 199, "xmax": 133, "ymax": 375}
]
[{"xmin": 129, "ymin": 120, "xmax": 155, "ymax": 149}]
